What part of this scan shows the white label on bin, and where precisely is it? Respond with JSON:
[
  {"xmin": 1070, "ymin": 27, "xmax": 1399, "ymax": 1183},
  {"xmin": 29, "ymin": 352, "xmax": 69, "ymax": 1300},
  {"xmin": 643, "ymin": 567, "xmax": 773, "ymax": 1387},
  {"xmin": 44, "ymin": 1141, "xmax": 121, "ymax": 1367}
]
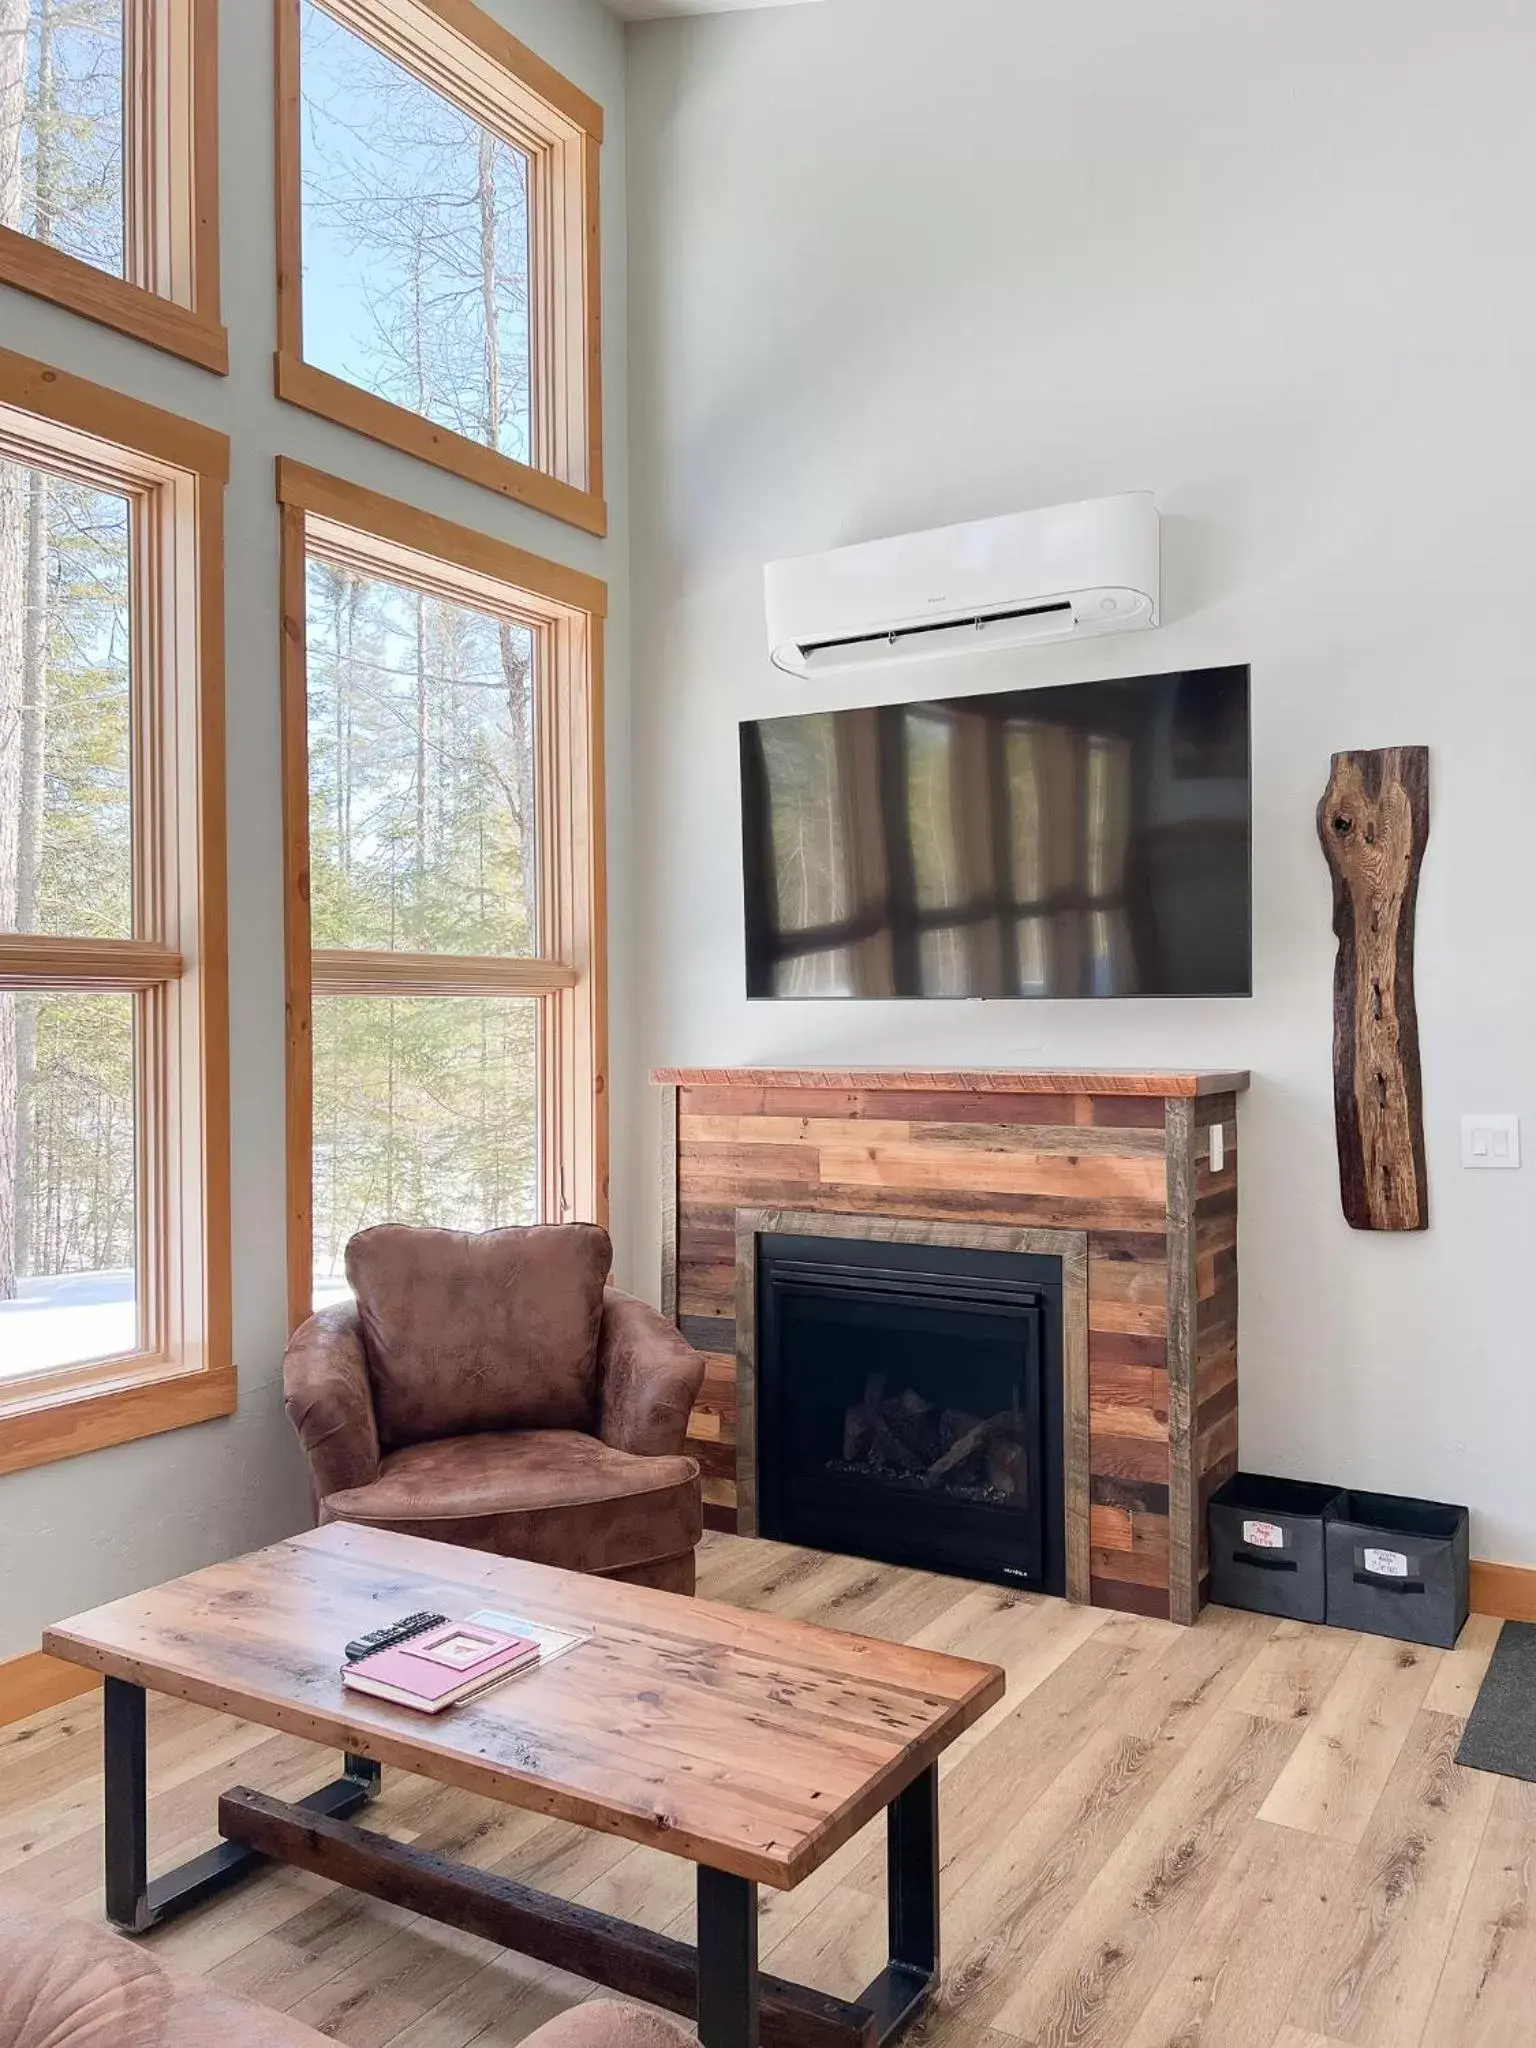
[
  {"xmin": 1242, "ymin": 1520, "xmax": 1285, "ymax": 1550},
  {"xmin": 1364, "ymin": 1547, "xmax": 1410, "ymax": 1578}
]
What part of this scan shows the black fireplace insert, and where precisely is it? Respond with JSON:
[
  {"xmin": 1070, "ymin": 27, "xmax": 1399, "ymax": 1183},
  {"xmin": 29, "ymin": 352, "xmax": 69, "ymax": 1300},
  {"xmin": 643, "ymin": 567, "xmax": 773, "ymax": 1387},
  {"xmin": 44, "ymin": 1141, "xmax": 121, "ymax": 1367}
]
[{"xmin": 754, "ymin": 1233, "xmax": 1065, "ymax": 1593}]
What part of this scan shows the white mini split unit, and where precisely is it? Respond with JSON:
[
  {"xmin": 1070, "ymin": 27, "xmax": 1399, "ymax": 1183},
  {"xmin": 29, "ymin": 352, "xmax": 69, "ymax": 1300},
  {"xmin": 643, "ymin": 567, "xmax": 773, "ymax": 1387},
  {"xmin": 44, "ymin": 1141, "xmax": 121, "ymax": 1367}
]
[{"xmin": 764, "ymin": 491, "xmax": 1160, "ymax": 680}]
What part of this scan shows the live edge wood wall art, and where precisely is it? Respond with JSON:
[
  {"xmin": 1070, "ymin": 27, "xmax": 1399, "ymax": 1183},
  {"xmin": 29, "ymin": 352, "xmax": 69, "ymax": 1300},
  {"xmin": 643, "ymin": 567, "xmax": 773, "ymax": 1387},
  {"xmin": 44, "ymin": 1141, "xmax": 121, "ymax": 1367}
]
[
  {"xmin": 1317, "ymin": 747, "xmax": 1431, "ymax": 1232},
  {"xmin": 655, "ymin": 1068, "xmax": 1246, "ymax": 1625}
]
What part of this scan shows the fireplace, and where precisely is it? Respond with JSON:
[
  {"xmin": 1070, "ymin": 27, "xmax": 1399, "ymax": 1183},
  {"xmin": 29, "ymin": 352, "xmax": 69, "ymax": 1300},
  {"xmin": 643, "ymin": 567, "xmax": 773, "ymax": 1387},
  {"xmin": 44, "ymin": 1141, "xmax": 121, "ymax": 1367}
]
[
  {"xmin": 752, "ymin": 1231, "xmax": 1066, "ymax": 1593},
  {"xmin": 664, "ymin": 1070, "xmax": 1245, "ymax": 1622}
]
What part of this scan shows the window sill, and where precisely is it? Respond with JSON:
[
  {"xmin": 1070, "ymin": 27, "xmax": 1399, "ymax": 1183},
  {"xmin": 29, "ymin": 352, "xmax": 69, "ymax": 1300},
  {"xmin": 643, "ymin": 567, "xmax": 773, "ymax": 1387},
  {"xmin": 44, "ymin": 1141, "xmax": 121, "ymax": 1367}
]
[
  {"xmin": 274, "ymin": 354, "xmax": 607, "ymax": 538},
  {"xmin": 0, "ymin": 1363, "xmax": 237, "ymax": 1479},
  {"xmin": 0, "ymin": 229, "xmax": 228, "ymax": 376}
]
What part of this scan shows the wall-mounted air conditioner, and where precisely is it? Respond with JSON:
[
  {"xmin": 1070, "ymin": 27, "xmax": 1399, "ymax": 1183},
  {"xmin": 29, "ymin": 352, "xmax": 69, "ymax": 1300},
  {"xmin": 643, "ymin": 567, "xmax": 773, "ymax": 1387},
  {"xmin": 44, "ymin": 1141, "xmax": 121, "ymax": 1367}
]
[{"xmin": 764, "ymin": 492, "xmax": 1160, "ymax": 679}]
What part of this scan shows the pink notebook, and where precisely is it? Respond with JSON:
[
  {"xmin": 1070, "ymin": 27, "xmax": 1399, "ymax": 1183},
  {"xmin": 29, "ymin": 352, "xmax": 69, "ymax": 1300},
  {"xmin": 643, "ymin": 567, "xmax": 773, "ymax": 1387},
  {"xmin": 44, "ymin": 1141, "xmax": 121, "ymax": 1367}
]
[{"xmin": 342, "ymin": 1619, "xmax": 538, "ymax": 1713}]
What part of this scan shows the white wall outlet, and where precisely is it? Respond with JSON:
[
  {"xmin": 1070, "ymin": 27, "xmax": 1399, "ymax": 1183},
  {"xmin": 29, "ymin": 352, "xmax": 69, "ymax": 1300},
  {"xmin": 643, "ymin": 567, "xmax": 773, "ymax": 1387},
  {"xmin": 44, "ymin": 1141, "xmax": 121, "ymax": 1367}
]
[
  {"xmin": 1209, "ymin": 1123, "xmax": 1226, "ymax": 1173},
  {"xmin": 1461, "ymin": 1114, "xmax": 1521, "ymax": 1169}
]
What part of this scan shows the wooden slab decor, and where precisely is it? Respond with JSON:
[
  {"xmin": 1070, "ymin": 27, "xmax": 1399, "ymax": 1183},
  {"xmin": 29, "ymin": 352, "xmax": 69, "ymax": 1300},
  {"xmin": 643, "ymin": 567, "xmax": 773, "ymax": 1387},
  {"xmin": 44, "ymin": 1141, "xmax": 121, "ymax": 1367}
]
[
  {"xmin": 656, "ymin": 1067, "xmax": 1246, "ymax": 1623},
  {"xmin": 1317, "ymin": 747, "xmax": 1431, "ymax": 1231},
  {"xmin": 43, "ymin": 1521, "xmax": 1003, "ymax": 1892}
]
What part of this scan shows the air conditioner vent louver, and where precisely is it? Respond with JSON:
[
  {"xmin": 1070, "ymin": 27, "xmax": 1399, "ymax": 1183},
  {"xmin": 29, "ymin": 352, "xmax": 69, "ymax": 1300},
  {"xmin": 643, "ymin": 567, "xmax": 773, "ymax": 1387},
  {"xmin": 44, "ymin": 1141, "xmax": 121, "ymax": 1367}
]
[{"xmin": 800, "ymin": 598, "xmax": 1075, "ymax": 659}]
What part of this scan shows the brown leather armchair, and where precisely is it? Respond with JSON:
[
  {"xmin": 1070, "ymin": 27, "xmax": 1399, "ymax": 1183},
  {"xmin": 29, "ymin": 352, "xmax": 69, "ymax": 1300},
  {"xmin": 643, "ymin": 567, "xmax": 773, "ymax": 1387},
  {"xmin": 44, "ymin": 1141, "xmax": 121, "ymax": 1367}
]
[{"xmin": 283, "ymin": 1223, "xmax": 707, "ymax": 1594}]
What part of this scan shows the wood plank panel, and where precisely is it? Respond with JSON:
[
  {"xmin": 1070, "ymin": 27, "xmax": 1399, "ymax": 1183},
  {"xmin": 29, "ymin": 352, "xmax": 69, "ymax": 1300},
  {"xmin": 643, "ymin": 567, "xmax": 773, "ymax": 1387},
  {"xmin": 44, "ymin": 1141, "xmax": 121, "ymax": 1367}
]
[
  {"xmin": 1422, "ymin": 1613, "xmax": 1501, "ymax": 1716},
  {"xmin": 687, "ymin": 1355, "xmax": 737, "ymax": 1445},
  {"xmin": 1287, "ymin": 1709, "xmax": 1495, "ymax": 2045},
  {"xmin": 1122, "ymin": 1821, "xmax": 1352, "ymax": 2048},
  {"xmin": 1420, "ymin": 1774, "xmax": 1536, "ymax": 2048},
  {"xmin": 819, "ymin": 1142, "xmax": 1168, "ymax": 1205},
  {"xmin": 989, "ymin": 1708, "xmax": 1302, "ymax": 2042},
  {"xmin": 1258, "ymin": 1632, "xmax": 1437, "ymax": 1843}
]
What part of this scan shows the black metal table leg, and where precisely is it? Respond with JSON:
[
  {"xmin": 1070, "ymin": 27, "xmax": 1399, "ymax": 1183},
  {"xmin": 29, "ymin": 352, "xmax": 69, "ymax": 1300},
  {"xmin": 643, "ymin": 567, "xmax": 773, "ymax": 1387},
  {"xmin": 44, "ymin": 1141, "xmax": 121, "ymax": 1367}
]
[
  {"xmin": 344, "ymin": 1753, "xmax": 383, "ymax": 1796},
  {"xmin": 102, "ymin": 1674, "xmax": 383, "ymax": 1935},
  {"xmin": 103, "ymin": 1676, "xmax": 151, "ymax": 1932},
  {"xmin": 887, "ymin": 1763, "xmax": 939, "ymax": 1979},
  {"xmin": 858, "ymin": 1763, "xmax": 941, "ymax": 2044},
  {"xmin": 697, "ymin": 1865, "xmax": 759, "ymax": 2048}
]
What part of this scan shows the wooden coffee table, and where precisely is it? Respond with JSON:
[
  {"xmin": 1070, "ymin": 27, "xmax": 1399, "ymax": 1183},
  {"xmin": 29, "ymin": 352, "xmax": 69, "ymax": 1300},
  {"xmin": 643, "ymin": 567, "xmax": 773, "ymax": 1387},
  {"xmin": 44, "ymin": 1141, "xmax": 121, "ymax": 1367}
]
[{"xmin": 44, "ymin": 1523, "xmax": 1004, "ymax": 2048}]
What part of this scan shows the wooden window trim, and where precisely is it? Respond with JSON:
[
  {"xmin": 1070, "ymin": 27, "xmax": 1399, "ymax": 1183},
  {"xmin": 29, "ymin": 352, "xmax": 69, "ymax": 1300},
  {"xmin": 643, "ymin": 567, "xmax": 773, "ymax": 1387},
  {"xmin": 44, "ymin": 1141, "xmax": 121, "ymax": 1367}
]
[
  {"xmin": 274, "ymin": 0, "xmax": 605, "ymax": 535},
  {"xmin": 276, "ymin": 458, "xmax": 607, "ymax": 1332},
  {"xmin": 0, "ymin": 0, "xmax": 226, "ymax": 374},
  {"xmin": 0, "ymin": 345, "xmax": 231, "ymax": 1477}
]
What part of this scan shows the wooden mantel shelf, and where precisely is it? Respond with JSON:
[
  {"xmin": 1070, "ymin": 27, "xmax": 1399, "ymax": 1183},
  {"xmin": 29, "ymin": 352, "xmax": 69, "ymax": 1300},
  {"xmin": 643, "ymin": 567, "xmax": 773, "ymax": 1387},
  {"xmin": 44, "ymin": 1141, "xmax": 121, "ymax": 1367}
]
[{"xmin": 651, "ymin": 1066, "xmax": 1250, "ymax": 1098}]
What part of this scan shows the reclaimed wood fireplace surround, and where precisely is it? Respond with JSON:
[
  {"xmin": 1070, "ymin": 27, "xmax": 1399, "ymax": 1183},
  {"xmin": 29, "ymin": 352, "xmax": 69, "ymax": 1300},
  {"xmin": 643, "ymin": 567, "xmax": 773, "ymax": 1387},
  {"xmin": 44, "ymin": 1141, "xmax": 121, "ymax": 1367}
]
[{"xmin": 656, "ymin": 1068, "xmax": 1245, "ymax": 1623}]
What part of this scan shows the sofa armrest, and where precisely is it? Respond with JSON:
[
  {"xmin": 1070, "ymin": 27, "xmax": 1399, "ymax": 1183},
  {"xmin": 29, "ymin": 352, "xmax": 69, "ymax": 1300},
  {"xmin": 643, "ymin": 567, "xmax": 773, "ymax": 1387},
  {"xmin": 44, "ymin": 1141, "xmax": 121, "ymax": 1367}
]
[
  {"xmin": 283, "ymin": 1304, "xmax": 381, "ymax": 1503},
  {"xmin": 596, "ymin": 1290, "xmax": 707, "ymax": 1458}
]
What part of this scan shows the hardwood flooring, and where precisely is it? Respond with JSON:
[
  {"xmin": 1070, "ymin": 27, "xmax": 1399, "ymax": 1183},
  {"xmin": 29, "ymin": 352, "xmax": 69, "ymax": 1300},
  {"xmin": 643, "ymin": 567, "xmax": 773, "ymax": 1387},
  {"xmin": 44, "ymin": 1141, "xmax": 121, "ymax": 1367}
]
[{"xmin": 0, "ymin": 1535, "xmax": 1524, "ymax": 2047}]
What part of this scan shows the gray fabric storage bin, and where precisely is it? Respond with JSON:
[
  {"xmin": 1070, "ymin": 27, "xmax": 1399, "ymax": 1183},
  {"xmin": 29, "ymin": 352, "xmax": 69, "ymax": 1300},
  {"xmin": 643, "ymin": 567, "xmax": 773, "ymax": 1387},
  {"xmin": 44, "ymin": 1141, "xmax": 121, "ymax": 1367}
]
[
  {"xmin": 1208, "ymin": 1473, "xmax": 1344, "ymax": 1622},
  {"xmin": 1324, "ymin": 1491, "xmax": 1469, "ymax": 1649}
]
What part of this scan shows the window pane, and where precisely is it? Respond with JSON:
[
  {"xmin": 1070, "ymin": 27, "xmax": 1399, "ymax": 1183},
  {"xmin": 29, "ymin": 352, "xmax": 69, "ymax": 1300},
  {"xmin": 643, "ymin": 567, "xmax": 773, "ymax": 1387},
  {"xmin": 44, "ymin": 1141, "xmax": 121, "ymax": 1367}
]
[
  {"xmin": 0, "ymin": 459, "xmax": 132, "ymax": 940},
  {"xmin": 0, "ymin": 990, "xmax": 137, "ymax": 1382},
  {"xmin": 299, "ymin": 0, "xmax": 533, "ymax": 463},
  {"xmin": 772, "ymin": 946, "xmax": 857, "ymax": 999},
  {"xmin": 305, "ymin": 558, "xmax": 537, "ymax": 955},
  {"xmin": 761, "ymin": 712, "xmax": 852, "ymax": 934},
  {"xmin": 311, "ymin": 995, "xmax": 537, "ymax": 1302},
  {"xmin": 0, "ymin": 1, "xmax": 125, "ymax": 278},
  {"xmin": 906, "ymin": 711, "xmax": 965, "ymax": 913}
]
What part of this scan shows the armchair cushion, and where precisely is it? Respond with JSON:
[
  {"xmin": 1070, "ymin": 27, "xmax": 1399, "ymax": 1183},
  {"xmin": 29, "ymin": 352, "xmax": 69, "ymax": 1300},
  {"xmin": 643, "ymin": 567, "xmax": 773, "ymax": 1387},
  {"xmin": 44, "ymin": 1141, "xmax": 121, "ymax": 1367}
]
[
  {"xmin": 0, "ymin": 1888, "xmax": 327, "ymax": 2046},
  {"xmin": 347, "ymin": 1223, "xmax": 612, "ymax": 1448},
  {"xmin": 321, "ymin": 1430, "xmax": 702, "ymax": 1578}
]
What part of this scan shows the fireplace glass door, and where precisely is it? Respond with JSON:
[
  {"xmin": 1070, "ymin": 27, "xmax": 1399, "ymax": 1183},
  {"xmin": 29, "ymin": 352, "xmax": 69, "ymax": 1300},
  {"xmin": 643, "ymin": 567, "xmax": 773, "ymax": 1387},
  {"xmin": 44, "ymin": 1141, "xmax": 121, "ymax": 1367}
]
[{"xmin": 755, "ymin": 1234, "xmax": 1065, "ymax": 1592}]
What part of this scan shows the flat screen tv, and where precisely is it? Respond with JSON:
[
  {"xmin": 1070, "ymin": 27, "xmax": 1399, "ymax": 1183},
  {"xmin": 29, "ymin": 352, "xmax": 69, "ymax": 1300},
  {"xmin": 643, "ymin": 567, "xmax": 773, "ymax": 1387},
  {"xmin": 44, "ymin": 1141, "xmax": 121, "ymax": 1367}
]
[{"xmin": 741, "ymin": 664, "xmax": 1251, "ymax": 999}]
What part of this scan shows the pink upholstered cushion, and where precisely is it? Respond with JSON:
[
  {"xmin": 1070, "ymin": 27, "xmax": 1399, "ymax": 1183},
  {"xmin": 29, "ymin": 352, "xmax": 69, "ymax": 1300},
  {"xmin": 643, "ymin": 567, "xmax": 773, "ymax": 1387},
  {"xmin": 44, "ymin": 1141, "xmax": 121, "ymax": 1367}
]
[
  {"xmin": 347, "ymin": 1224, "xmax": 613, "ymax": 1448},
  {"xmin": 524, "ymin": 2003, "xmax": 695, "ymax": 2047},
  {"xmin": 0, "ymin": 1889, "xmax": 326, "ymax": 2046}
]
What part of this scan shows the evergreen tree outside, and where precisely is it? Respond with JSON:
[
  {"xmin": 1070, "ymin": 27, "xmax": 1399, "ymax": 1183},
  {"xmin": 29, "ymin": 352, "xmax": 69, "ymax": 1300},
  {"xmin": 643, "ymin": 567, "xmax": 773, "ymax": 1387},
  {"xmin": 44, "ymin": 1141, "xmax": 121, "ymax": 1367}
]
[
  {"xmin": 305, "ymin": 562, "xmax": 541, "ymax": 1297},
  {"xmin": 0, "ymin": 0, "xmax": 124, "ymax": 277}
]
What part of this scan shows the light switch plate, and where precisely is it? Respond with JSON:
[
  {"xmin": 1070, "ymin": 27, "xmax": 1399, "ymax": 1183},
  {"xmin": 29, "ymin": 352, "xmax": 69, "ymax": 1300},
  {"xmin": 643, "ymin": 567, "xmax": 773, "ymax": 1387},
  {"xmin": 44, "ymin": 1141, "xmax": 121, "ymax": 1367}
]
[{"xmin": 1461, "ymin": 1114, "xmax": 1521, "ymax": 1169}]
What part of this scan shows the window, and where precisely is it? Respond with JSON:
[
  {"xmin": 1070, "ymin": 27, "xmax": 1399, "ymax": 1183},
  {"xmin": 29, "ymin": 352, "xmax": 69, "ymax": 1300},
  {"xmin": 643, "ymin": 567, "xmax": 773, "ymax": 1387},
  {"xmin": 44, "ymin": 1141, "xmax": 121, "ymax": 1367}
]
[
  {"xmin": 276, "ymin": 0, "xmax": 604, "ymax": 536},
  {"xmin": 0, "ymin": 0, "xmax": 224, "ymax": 371},
  {"xmin": 0, "ymin": 344, "xmax": 230, "ymax": 1474},
  {"xmin": 278, "ymin": 460, "xmax": 606, "ymax": 1327}
]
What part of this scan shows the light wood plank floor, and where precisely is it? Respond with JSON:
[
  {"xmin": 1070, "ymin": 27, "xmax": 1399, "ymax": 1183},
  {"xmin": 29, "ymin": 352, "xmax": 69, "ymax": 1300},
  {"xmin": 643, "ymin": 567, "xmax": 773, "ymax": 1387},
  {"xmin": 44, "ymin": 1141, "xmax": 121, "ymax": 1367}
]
[{"xmin": 0, "ymin": 1535, "xmax": 1526, "ymax": 2048}]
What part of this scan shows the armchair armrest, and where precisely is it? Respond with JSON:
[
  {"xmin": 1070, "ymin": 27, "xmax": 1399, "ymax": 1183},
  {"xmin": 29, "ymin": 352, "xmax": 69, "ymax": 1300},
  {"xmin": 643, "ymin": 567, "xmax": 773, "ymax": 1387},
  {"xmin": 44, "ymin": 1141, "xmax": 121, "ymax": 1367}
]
[
  {"xmin": 283, "ymin": 1304, "xmax": 381, "ymax": 1504},
  {"xmin": 597, "ymin": 1290, "xmax": 707, "ymax": 1458}
]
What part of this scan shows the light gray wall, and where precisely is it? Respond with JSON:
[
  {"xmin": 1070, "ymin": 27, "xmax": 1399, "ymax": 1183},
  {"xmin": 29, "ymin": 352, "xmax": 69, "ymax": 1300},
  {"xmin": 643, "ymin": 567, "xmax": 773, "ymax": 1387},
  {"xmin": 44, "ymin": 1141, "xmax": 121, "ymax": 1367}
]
[
  {"xmin": 0, "ymin": 0, "xmax": 632, "ymax": 1658},
  {"xmin": 626, "ymin": 0, "xmax": 1536, "ymax": 1562}
]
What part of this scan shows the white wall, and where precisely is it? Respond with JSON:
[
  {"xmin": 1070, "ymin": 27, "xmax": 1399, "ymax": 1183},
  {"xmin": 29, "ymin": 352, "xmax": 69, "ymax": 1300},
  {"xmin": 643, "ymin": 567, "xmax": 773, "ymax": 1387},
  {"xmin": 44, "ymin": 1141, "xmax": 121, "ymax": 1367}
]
[
  {"xmin": 625, "ymin": 0, "xmax": 1536, "ymax": 1563},
  {"xmin": 0, "ymin": 0, "xmax": 632, "ymax": 1659}
]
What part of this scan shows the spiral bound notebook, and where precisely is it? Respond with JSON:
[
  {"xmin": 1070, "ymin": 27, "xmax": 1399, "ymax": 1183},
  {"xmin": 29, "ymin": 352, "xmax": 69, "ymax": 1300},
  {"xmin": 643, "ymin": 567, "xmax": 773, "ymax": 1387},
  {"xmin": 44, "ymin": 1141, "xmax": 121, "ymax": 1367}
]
[{"xmin": 342, "ymin": 1618, "xmax": 539, "ymax": 1713}]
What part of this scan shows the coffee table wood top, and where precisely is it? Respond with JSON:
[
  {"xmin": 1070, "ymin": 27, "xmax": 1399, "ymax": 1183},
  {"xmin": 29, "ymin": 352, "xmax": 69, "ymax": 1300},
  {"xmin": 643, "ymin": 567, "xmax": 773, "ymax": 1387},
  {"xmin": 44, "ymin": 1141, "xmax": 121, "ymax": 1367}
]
[{"xmin": 44, "ymin": 1523, "xmax": 1004, "ymax": 1888}]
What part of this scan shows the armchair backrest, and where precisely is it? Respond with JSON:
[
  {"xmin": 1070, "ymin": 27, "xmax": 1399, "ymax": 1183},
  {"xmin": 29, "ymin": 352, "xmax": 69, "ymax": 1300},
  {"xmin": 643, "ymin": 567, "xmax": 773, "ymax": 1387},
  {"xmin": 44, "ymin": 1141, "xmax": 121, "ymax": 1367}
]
[{"xmin": 346, "ymin": 1223, "xmax": 613, "ymax": 1449}]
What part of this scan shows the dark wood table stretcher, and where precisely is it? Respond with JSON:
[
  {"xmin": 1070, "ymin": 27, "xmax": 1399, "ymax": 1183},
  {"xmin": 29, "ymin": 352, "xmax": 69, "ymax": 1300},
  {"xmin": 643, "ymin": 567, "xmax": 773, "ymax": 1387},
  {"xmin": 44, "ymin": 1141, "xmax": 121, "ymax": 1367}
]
[{"xmin": 44, "ymin": 1522, "xmax": 1004, "ymax": 2048}]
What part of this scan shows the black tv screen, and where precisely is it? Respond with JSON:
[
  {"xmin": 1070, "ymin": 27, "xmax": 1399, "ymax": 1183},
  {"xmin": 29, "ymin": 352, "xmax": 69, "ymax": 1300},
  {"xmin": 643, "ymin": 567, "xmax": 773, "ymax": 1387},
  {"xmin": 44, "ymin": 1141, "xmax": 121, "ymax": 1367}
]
[{"xmin": 741, "ymin": 664, "xmax": 1251, "ymax": 999}]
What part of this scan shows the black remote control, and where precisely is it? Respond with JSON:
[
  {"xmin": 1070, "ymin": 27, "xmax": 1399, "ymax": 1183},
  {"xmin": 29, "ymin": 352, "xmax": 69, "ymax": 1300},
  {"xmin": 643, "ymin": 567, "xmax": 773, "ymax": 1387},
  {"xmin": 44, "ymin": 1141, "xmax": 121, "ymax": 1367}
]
[{"xmin": 344, "ymin": 1611, "xmax": 448, "ymax": 1663}]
